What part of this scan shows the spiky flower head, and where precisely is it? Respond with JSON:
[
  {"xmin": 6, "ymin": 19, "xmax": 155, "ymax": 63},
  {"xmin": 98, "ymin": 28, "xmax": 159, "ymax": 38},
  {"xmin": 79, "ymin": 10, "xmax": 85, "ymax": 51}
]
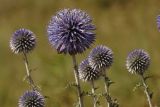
[
  {"xmin": 10, "ymin": 28, "xmax": 36, "ymax": 54},
  {"xmin": 18, "ymin": 90, "xmax": 45, "ymax": 107},
  {"xmin": 157, "ymin": 15, "xmax": 160, "ymax": 31},
  {"xmin": 78, "ymin": 59, "xmax": 101, "ymax": 82},
  {"xmin": 47, "ymin": 9, "xmax": 95, "ymax": 55},
  {"xmin": 88, "ymin": 45, "xmax": 113, "ymax": 71},
  {"xmin": 126, "ymin": 49, "xmax": 150, "ymax": 75}
]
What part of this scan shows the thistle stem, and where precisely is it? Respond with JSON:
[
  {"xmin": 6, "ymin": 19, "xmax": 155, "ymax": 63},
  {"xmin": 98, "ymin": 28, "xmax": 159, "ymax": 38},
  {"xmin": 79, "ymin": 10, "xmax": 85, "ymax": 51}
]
[
  {"xmin": 23, "ymin": 52, "xmax": 36, "ymax": 90},
  {"xmin": 91, "ymin": 80, "xmax": 97, "ymax": 107},
  {"xmin": 72, "ymin": 55, "xmax": 84, "ymax": 107},
  {"xmin": 141, "ymin": 75, "xmax": 153, "ymax": 107},
  {"xmin": 103, "ymin": 75, "xmax": 111, "ymax": 107}
]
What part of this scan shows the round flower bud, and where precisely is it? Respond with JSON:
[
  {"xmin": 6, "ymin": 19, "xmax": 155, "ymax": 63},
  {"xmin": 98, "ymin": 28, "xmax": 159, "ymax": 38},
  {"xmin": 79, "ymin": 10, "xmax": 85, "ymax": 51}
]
[
  {"xmin": 10, "ymin": 28, "xmax": 36, "ymax": 54},
  {"xmin": 18, "ymin": 90, "xmax": 45, "ymax": 107},
  {"xmin": 88, "ymin": 45, "xmax": 113, "ymax": 71},
  {"xmin": 78, "ymin": 59, "xmax": 101, "ymax": 82},
  {"xmin": 126, "ymin": 49, "xmax": 150, "ymax": 75}
]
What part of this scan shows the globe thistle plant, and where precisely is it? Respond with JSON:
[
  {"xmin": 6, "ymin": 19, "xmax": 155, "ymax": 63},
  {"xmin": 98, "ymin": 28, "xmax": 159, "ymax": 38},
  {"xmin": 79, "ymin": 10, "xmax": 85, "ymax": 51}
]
[
  {"xmin": 126, "ymin": 49, "xmax": 150, "ymax": 75},
  {"xmin": 79, "ymin": 59, "xmax": 100, "ymax": 107},
  {"xmin": 79, "ymin": 59, "xmax": 101, "ymax": 82},
  {"xmin": 88, "ymin": 45, "xmax": 118, "ymax": 107},
  {"xmin": 88, "ymin": 45, "xmax": 113, "ymax": 71},
  {"xmin": 47, "ymin": 8, "xmax": 96, "ymax": 107},
  {"xmin": 10, "ymin": 28, "xmax": 37, "ymax": 89},
  {"xmin": 47, "ymin": 9, "xmax": 95, "ymax": 55},
  {"xmin": 10, "ymin": 28, "xmax": 36, "ymax": 54},
  {"xmin": 19, "ymin": 90, "xmax": 45, "ymax": 107},
  {"xmin": 126, "ymin": 49, "xmax": 153, "ymax": 107}
]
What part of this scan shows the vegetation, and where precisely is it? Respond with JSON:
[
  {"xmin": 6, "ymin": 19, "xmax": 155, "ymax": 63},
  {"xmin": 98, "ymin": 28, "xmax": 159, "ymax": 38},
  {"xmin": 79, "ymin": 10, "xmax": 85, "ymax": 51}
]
[{"xmin": 0, "ymin": 0, "xmax": 160, "ymax": 106}]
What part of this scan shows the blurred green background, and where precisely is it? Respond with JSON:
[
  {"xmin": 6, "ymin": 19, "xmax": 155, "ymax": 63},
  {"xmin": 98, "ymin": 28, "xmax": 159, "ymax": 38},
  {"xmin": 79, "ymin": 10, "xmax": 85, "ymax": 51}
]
[{"xmin": 0, "ymin": 0, "xmax": 160, "ymax": 106}]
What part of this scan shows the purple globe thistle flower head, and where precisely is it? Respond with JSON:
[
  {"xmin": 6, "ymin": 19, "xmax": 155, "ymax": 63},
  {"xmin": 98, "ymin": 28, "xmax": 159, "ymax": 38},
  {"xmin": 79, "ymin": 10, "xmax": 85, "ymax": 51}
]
[
  {"xmin": 88, "ymin": 45, "xmax": 113, "ymax": 71},
  {"xmin": 47, "ymin": 9, "xmax": 95, "ymax": 55},
  {"xmin": 10, "ymin": 28, "xmax": 36, "ymax": 54},
  {"xmin": 18, "ymin": 90, "xmax": 45, "ymax": 107},
  {"xmin": 157, "ymin": 15, "xmax": 160, "ymax": 31},
  {"xmin": 126, "ymin": 49, "xmax": 150, "ymax": 75},
  {"xmin": 78, "ymin": 59, "xmax": 101, "ymax": 82}
]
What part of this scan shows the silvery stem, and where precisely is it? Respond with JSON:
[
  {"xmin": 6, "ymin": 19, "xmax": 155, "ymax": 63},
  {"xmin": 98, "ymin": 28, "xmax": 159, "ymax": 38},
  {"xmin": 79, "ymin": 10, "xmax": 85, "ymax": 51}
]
[
  {"xmin": 72, "ymin": 55, "xmax": 84, "ymax": 107},
  {"xmin": 23, "ymin": 52, "xmax": 36, "ymax": 90},
  {"xmin": 91, "ymin": 80, "xmax": 97, "ymax": 107},
  {"xmin": 103, "ymin": 75, "xmax": 111, "ymax": 107},
  {"xmin": 141, "ymin": 75, "xmax": 153, "ymax": 107}
]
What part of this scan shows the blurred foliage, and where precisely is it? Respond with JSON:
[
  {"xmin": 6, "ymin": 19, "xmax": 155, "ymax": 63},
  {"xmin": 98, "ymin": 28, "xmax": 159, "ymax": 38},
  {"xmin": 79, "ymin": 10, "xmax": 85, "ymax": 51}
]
[{"xmin": 0, "ymin": 0, "xmax": 160, "ymax": 107}]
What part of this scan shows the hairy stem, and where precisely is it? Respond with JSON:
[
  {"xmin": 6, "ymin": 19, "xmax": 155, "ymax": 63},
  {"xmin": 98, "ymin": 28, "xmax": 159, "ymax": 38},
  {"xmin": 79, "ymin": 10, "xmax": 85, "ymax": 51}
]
[
  {"xmin": 23, "ymin": 52, "xmax": 36, "ymax": 90},
  {"xmin": 72, "ymin": 55, "xmax": 84, "ymax": 107},
  {"xmin": 91, "ymin": 80, "xmax": 97, "ymax": 107},
  {"xmin": 141, "ymin": 75, "xmax": 153, "ymax": 107}
]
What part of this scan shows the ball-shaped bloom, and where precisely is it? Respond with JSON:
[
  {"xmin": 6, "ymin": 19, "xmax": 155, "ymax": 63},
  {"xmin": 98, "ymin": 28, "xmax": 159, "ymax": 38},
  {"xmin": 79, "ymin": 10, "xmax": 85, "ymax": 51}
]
[
  {"xmin": 157, "ymin": 15, "xmax": 160, "ymax": 31},
  {"xmin": 126, "ymin": 49, "xmax": 150, "ymax": 75},
  {"xmin": 88, "ymin": 45, "xmax": 113, "ymax": 71},
  {"xmin": 47, "ymin": 9, "xmax": 95, "ymax": 55},
  {"xmin": 10, "ymin": 28, "xmax": 36, "ymax": 54},
  {"xmin": 18, "ymin": 90, "xmax": 45, "ymax": 107},
  {"xmin": 78, "ymin": 59, "xmax": 101, "ymax": 82}
]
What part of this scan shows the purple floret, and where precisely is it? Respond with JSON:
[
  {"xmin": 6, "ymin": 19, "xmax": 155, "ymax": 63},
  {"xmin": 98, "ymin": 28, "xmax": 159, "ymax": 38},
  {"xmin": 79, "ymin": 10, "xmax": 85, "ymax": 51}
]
[{"xmin": 47, "ymin": 9, "xmax": 95, "ymax": 55}]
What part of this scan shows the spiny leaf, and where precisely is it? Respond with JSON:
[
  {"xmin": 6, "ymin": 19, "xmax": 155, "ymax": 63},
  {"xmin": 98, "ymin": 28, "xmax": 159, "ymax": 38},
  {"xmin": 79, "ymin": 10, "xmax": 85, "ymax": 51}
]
[
  {"xmin": 144, "ymin": 75, "xmax": 153, "ymax": 81},
  {"xmin": 133, "ymin": 82, "xmax": 142, "ymax": 92},
  {"xmin": 108, "ymin": 81, "xmax": 115, "ymax": 87},
  {"xmin": 65, "ymin": 82, "xmax": 77, "ymax": 89}
]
